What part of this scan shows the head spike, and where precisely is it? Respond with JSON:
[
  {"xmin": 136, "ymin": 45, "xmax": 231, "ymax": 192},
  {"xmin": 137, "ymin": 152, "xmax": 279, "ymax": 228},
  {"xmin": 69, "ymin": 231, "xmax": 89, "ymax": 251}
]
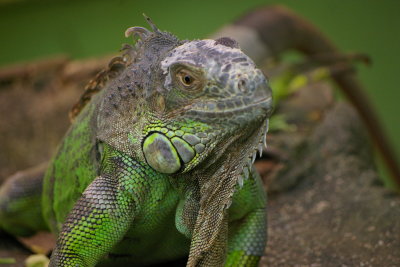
[
  {"xmin": 143, "ymin": 13, "xmax": 160, "ymax": 33},
  {"xmin": 251, "ymin": 151, "xmax": 257, "ymax": 164},
  {"xmin": 263, "ymin": 135, "xmax": 268, "ymax": 149},
  {"xmin": 258, "ymin": 143, "xmax": 263, "ymax": 157},
  {"xmin": 124, "ymin": 26, "xmax": 151, "ymax": 39}
]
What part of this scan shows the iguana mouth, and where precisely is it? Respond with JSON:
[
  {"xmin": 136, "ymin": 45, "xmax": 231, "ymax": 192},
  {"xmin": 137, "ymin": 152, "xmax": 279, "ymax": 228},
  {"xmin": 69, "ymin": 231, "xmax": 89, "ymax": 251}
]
[{"xmin": 186, "ymin": 96, "xmax": 272, "ymax": 116}]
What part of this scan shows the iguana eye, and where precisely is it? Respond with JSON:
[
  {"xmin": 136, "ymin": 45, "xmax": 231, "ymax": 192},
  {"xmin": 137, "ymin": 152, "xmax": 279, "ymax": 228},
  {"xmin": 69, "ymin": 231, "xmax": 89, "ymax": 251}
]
[
  {"xmin": 183, "ymin": 75, "xmax": 193, "ymax": 85},
  {"xmin": 177, "ymin": 70, "xmax": 196, "ymax": 87},
  {"xmin": 170, "ymin": 63, "xmax": 205, "ymax": 92}
]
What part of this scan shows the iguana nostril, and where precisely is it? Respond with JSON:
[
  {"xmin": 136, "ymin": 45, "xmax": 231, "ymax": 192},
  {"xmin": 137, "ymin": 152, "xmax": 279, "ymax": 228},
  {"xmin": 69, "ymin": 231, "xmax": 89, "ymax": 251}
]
[{"xmin": 238, "ymin": 79, "xmax": 247, "ymax": 92}]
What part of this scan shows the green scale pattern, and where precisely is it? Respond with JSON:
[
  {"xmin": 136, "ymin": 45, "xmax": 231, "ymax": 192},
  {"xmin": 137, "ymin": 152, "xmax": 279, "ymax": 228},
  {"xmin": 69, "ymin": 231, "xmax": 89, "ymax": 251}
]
[
  {"xmin": 51, "ymin": 146, "xmax": 143, "ymax": 266},
  {"xmin": 49, "ymin": 143, "xmax": 191, "ymax": 266}
]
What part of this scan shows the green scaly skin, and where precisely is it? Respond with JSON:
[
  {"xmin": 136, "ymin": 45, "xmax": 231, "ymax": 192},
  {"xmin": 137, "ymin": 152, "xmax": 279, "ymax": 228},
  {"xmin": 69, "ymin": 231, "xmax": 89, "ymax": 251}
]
[{"xmin": 0, "ymin": 18, "xmax": 272, "ymax": 266}]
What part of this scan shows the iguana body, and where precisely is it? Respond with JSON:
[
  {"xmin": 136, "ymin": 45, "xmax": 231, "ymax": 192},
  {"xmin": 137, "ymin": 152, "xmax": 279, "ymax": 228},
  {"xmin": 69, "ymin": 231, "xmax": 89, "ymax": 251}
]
[{"xmin": 0, "ymin": 18, "xmax": 272, "ymax": 266}]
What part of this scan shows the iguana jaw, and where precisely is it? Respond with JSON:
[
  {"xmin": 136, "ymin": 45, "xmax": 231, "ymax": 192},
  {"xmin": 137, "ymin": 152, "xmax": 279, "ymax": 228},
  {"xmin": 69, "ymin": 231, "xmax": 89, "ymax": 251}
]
[
  {"xmin": 198, "ymin": 116, "xmax": 269, "ymax": 190},
  {"xmin": 185, "ymin": 95, "xmax": 272, "ymax": 116}
]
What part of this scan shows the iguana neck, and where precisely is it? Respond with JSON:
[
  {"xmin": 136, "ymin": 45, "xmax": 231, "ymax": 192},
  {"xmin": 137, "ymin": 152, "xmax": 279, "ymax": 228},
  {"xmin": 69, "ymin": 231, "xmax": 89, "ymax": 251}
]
[{"xmin": 181, "ymin": 117, "xmax": 268, "ymax": 265}]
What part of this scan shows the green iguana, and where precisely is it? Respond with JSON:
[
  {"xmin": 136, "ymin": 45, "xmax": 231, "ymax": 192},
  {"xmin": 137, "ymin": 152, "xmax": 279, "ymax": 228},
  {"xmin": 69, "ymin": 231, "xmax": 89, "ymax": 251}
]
[{"xmin": 0, "ymin": 16, "xmax": 272, "ymax": 266}]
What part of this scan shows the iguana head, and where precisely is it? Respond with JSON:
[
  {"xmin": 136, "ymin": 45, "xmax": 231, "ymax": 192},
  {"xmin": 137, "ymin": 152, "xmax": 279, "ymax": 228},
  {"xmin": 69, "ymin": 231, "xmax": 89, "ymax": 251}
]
[{"xmin": 97, "ymin": 17, "xmax": 272, "ymax": 182}]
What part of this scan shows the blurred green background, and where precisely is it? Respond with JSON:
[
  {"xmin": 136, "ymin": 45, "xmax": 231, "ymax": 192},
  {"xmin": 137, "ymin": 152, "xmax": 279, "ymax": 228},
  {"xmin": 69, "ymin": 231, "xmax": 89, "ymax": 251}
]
[{"xmin": 0, "ymin": 0, "xmax": 399, "ymax": 185}]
